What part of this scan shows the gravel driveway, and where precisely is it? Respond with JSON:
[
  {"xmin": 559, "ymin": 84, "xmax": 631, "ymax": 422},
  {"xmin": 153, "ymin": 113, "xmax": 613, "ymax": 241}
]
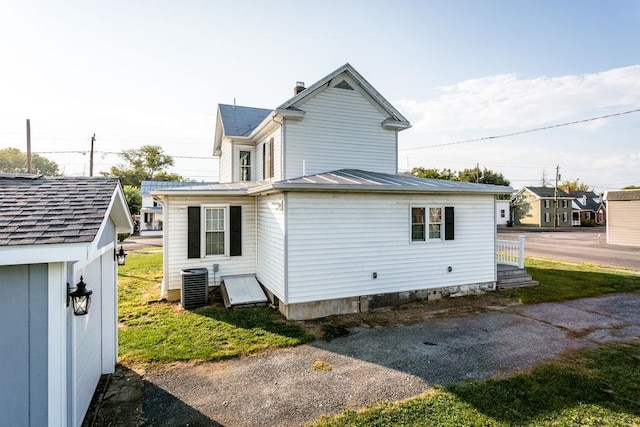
[{"xmin": 140, "ymin": 293, "xmax": 640, "ymax": 427}]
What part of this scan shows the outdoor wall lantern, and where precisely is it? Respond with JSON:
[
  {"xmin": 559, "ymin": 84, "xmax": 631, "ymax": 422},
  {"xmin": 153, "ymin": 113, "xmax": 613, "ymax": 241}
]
[
  {"xmin": 67, "ymin": 276, "xmax": 93, "ymax": 316},
  {"xmin": 115, "ymin": 246, "xmax": 127, "ymax": 265}
]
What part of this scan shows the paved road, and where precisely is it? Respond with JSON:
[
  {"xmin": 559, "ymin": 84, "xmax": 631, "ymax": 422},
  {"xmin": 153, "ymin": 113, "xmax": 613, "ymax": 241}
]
[
  {"xmin": 141, "ymin": 293, "xmax": 640, "ymax": 427},
  {"xmin": 498, "ymin": 228, "xmax": 640, "ymax": 271}
]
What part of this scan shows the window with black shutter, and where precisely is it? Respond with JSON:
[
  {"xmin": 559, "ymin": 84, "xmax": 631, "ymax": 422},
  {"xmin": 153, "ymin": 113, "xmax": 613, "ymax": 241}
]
[
  {"xmin": 187, "ymin": 206, "xmax": 201, "ymax": 258},
  {"xmin": 444, "ymin": 206, "xmax": 455, "ymax": 240},
  {"xmin": 230, "ymin": 206, "xmax": 242, "ymax": 256}
]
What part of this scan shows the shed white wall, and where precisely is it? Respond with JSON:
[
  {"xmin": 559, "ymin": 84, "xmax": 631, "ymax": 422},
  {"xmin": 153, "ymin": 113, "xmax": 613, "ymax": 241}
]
[
  {"xmin": 164, "ymin": 195, "xmax": 257, "ymax": 291},
  {"xmin": 71, "ymin": 254, "xmax": 104, "ymax": 426},
  {"xmin": 284, "ymin": 85, "xmax": 397, "ymax": 179},
  {"xmin": 496, "ymin": 200, "xmax": 510, "ymax": 225},
  {"xmin": 607, "ymin": 199, "xmax": 640, "ymax": 247},
  {"xmin": 256, "ymin": 194, "xmax": 286, "ymax": 301},
  {"xmin": 285, "ymin": 192, "xmax": 496, "ymax": 304}
]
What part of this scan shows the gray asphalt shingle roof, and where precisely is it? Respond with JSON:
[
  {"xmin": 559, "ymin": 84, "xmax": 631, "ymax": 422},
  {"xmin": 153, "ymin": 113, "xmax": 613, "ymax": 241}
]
[
  {"xmin": 0, "ymin": 174, "xmax": 119, "ymax": 246},
  {"xmin": 218, "ymin": 104, "xmax": 272, "ymax": 137},
  {"xmin": 607, "ymin": 189, "xmax": 640, "ymax": 201}
]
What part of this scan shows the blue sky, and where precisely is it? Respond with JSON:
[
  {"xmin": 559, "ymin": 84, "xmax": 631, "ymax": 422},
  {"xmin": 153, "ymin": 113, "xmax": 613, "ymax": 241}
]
[{"xmin": 1, "ymin": 0, "xmax": 639, "ymax": 192}]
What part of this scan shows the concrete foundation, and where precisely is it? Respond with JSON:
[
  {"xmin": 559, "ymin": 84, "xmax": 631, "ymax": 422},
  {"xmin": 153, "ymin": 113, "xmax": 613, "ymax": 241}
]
[{"xmin": 279, "ymin": 281, "xmax": 497, "ymax": 320}]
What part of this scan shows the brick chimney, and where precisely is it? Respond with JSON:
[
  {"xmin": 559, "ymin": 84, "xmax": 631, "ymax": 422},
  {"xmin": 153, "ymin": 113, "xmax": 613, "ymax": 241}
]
[{"xmin": 294, "ymin": 81, "xmax": 305, "ymax": 95}]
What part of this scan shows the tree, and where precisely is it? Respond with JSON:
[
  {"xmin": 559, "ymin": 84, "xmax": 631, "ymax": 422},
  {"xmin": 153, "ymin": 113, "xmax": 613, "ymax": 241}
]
[
  {"xmin": 122, "ymin": 185, "xmax": 142, "ymax": 215},
  {"xmin": 559, "ymin": 179, "xmax": 590, "ymax": 192},
  {"xmin": 411, "ymin": 167, "xmax": 458, "ymax": 180},
  {"xmin": 102, "ymin": 145, "xmax": 187, "ymax": 187},
  {"xmin": 458, "ymin": 167, "xmax": 511, "ymax": 186},
  {"xmin": 623, "ymin": 185, "xmax": 640, "ymax": 190},
  {"xmin": 0, "ymin": 147, "xmax": 61, "ymax": 175}
]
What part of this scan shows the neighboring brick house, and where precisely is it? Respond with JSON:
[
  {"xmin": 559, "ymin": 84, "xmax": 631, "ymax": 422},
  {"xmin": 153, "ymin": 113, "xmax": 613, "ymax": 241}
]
[
  {"xmin": 605, "ymin": 189, "xmax": 640, "ymax": 247},
  {"xmin": 511, "ymin": 186, "xmax": 573, "ymax": 227},
  {"xmin": 569, "ymin": 190, "xmax": 607, "ymax": 226}
]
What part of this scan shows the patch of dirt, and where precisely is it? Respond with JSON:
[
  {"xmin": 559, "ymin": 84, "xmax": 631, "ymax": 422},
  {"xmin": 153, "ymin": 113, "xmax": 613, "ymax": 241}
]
[{"xmin": 298, "ymin": 292, "xmax": 521, "ymax": 338}]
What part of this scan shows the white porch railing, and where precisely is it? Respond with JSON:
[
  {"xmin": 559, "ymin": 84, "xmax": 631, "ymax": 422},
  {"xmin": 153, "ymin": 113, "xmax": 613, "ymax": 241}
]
[{"xmin": 496, "ymin": 235, "xmax": 525, "ymax": 268}]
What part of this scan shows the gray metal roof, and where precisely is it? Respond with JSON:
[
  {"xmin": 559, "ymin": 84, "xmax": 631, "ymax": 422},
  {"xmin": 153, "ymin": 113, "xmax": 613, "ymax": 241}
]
[
  {"xmin": 270, "ymin": 169, "xmax": 512, "ymax": 194},
  {"xmin": 0, "ymin": 174, "xmax": 120, "ymax": 246},
  {"xmin": 606, "ymin": 189, "xmax": 640, "ymax": 201},
  {"xmin": 218, "ymin": 104, "xmax": 273, "ymax": 137},
  {"xmin": 151, "ymin": 180, "xmax": 263, "ymax": 196},
  {"xmin": 140, "ymin": 180, "xmax": 217, "ymax": 195},
  {"xmin": 152, "ymin": 170, "xmax": 512, "ymax": 196}
]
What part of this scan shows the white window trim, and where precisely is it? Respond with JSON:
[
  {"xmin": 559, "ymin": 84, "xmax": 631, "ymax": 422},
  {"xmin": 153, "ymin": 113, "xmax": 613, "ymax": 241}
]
[
  {"xmin": 233, "ymin": 145, "xmax": 255, "ymax": 182},
  {"xmin": 202, "ymin": 204, "xmax": 230, "ymax": 258},
  {"xmin": 410, "ymin": 206, "xmax": 444, "ymax": 242}
]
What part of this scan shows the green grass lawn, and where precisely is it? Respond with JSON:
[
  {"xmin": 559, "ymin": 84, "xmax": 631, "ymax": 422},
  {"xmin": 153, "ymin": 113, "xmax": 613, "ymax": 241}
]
[
  {"xmin": 505, "ymin": 258, "xmax": 640, "ymax": 304},
  {"xmin": 117, "ymin": 252, "xmax": 314, "ymax": 365},
  {"xmin": 313, "ymin": 343, "xmax": 640, "ymax": 426}
]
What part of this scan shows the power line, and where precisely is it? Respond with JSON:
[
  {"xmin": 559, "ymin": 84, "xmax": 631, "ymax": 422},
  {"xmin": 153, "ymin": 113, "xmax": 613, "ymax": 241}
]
[{"xmin": 400, "ymin": 107, "xmax": 640, "ymax": 151}]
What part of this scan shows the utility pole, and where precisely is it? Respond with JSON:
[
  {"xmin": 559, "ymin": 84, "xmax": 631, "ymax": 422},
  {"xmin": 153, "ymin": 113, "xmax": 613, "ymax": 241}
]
[
  {"xmin": 89, "ymin": 134, "xmax": 96, "ymax": 177},
  {"xmin": 476, "ymin": 162, "xmax": 480, "ymax": 183},
  {"xmin": 26, "ymin": 119, "xmax": 32, "ymax": 173},
  {"xmin": 553, "ymin": 165, "xmax": 560, "ymax": 228}
]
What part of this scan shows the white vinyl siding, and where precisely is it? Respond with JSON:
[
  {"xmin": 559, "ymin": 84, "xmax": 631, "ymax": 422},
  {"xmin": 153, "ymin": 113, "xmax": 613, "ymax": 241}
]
[
  {"xmin": 284, "ymin": 86, "xmax": 397, "ymax": 179},
  {"xmin": 219, "ymin": 139, "xmax": 233, "ymax": 183},
  {"xmin": 607, "ymin": 199, "xmax": 640, "ymax": 247},
  {"xmin": 285, "ymin": 192, "xmax": 496, "ymax": 304},
  {"xmin": 164, "ymin": 196, "xmax": 256, "ymax": 290},
  {"xmin": 256, "ymin": 194, "xmax": 286, "ymax": 301},
  {"xmin": 256, "ymin": 128, "xmax": 281, "ymax": 181}
]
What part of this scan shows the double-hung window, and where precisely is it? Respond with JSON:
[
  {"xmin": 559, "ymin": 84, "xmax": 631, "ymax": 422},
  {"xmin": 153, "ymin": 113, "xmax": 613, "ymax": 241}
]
[
  {"xmin": 204, "ymin": 207, "xmax": 226, "ymax": 256},
  {"xmin": 263, "ymin": 137, "xmax": 274, "ymax": 179},
  {"xmin": 239, "ymin": 150, "xmax": 252, "ymax": 181},
  {"xmin": 411, "ymin": 206, "xmax": 454, "ymax": 241},
  {"xmin": 411, "ymin": 207, "xmax": 425, "ymax": 241},
  {"xmin": 428, "ymin": 208, "xmax": 442, "ymax": 239},
  {"xmin": 187, "ymin": 205, "xmax": 242, "ymax": 258}
]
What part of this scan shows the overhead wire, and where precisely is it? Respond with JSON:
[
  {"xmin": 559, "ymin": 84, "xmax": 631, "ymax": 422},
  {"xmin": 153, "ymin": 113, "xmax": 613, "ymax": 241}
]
[{"xmin": 400, "ymin": 107, "xmax": 640, "ymax": 151}]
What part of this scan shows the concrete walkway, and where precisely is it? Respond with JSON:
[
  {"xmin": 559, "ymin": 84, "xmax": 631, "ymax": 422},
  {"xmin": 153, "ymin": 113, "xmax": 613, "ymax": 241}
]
[{"xmin": 88, "ymin": 293, "xmax": 640, "ymax": 427}]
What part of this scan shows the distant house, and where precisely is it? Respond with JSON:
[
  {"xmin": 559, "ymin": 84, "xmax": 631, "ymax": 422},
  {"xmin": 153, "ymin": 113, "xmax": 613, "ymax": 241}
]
[
  {"xmin": 140, "ymin": 180, "xmax": 215, "ymax": 236},
  {"xmin": 153, "ymin": 63, "xmax": 512, "ymax": 320},
  {"xmin": 569, "ymin": 190, "xmax": 606, "ymax": 226},
  {"xmin": 0, "ymin": 174, "xmax": 132, "ymax": 426},
  {"xmin": 605, "ymin": 189, "xmax": 640, "ymax": 246},
  {"xmin": 511, "ymin": 186, "xmax": 573, "ymax": 227}
]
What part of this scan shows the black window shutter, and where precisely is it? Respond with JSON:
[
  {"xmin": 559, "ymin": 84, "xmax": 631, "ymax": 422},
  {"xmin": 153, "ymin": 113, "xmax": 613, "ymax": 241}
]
[
  {"xmin": 230, "ymin": 206, "xmax": 242, "ymax": 256},
  {"xmin": 187, "ymin": 206, "xmax": 201, "ymax": 258},
  {"xmin": 444, "ymin": 206, "xmax": 455, "ymax": 240}
]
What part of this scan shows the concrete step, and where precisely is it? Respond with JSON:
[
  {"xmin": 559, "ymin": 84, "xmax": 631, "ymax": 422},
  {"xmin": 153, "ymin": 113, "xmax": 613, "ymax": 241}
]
[{"xmin": 497, "ymin": 280, "xmax": 540, "ymax": 289}]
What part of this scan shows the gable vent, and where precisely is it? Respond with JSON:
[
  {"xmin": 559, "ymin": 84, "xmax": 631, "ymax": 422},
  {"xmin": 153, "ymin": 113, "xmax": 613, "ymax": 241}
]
[
  {"xmin": 181, "ymin": 268, "xmax": 209, "ymax": 309},
  {"xmin": 334, "ymin": 80, "xmax": 354, "ymax": 90}
]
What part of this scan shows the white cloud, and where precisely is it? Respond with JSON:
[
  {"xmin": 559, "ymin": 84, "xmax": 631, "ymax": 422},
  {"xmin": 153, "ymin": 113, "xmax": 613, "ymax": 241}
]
[{"xmin": 397, "ymin": 65, "xmax": 640, "ymax": 133}]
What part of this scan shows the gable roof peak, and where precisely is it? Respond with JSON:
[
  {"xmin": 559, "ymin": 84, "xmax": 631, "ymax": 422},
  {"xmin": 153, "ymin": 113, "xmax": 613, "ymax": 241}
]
[{"xmin": 276, "ymin": 63, "xmax": 410, "ymax": 127}]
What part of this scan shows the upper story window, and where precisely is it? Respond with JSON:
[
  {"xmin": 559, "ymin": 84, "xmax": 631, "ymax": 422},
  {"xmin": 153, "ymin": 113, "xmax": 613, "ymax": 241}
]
[
  {"xmin": 544, "ymin": 200, "xmax": 550, "ymax": 209},
  {"xmin": 239, "ymin": 150, "xmax": 252, "ymax": 181},
  {"xmin": 562, "ymin": 200, "xmax": 569, "ymax": 208}
]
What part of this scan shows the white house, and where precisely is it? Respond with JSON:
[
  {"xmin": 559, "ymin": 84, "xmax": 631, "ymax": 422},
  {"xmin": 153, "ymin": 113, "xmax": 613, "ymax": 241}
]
[
  {"xmin": 0, "ymin": 174, "xmax": 132, "ymax": 426},
  {"xmin": 153, "ymin": 63, "xmax": 512, "ymax": 320}
]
